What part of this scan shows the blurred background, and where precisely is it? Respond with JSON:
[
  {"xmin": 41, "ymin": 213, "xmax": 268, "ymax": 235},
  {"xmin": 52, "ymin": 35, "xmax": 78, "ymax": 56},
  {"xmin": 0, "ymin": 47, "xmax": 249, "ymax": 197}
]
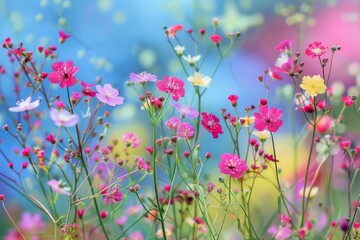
[{"xmin": 0, "ymin": 0, "xmax": 360, "ymax": 238}]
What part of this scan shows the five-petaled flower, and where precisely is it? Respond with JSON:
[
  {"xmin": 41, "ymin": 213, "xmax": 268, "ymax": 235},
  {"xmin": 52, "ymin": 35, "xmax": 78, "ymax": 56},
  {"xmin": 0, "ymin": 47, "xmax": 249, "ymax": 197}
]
[
  {"xmin": 50, "ymin": 108, "xmax": 79, "ymax": 127},
  {"xmin": 129, "ymin": 71, "xmax": 157, "ymax": 83},
  {"xmin": 173, "ymin": 102, "xmax": 199, "ymax": 119},
  {"xmin": 9, "ymin": 96, "xmax": 40, "ymax": 112},
  {"xmin": 96, "ymin": 83, "xmax": 124, "ymax": 106},
  {"xmin": 177, "ymin": 122, "xmax": 195, "ymax": 139},
  {"xmin": 201, "ymin": 112, "xmax": 223, "ymax": 138},
  {"xmin": 305, "ymin": 42, "xmax": 328, "ymax": 58},
  {"xmin": 48, "ymin": 61, "xmax": 79, "ymax": 88},
  {"xmin": 254, "ymin": 105, "xmax": 283, "ymax": 133},
  {"xmin": 300, "ymin": 75, "xmax": 326, "ymax": 97},
  {"xmin": 122, "ymin": 132, "xmax": 140, "ymax": 148},
  {"xmin": 218, "ymin": 153, "xmax": 248, "ymax": 178},
  {"xmin": 156, "ymin": 76, "xmax": 185, "ymax": 101},
  {"xmin": 187, "ymin": 72, "xmax": 212, "ymax": 88}
]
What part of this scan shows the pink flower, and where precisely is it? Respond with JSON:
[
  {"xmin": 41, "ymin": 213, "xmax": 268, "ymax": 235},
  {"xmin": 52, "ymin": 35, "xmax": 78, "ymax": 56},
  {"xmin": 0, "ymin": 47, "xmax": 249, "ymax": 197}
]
[
  {"xmin": 218, "ymin": 153, "xmax": 248, "ymax": 178},
  {"xmin": 254, "ymin": 105, "xmax": 283, "ymax": 133},
  {"xmin": 210, "ymin": 34, "xmax": 222, "ymax": 44},
  {"xmin": 122, "ymin": 132, "xmax": 140, "ymax": 148},
  {"xmin": 201, "ymin": 112, "xmax": 223, "ymax": 138},
  {"xmin": 48, "ymin": 61, "xmax": 78, "ymax": 88},
  {"xmin": 48, "ymin": 179, "xmax": 71, "ymax": 196},
  {"xmin": 275, "ymin": 39, "xmax": 293, "ymax": 53},
  {"xmin": 342, "ymin": 96, "xmax": 355, "ymax": 107},
  {"xmin": 115, "ymin": 216, "xmax": 128, "ymax": 227},
  {"xmin": 339, "ymin": 140, "xmax": 351, "ymax": 150},
  {"xmin": 165, "ymin": 116, "xmax": 181, "ymax": 130},
  {"xmin": 167, "ymin": 24, "xmax": 183, "ymax": 38},
  {"xmin": 9, "ymin": 96, "xmax": 40, "ymax": 112},
  {"xmin": 58, "ymin": 30, "xmax": 71, "ymax": 43},
  {"xmin": 104, "ymin": 187, "xmax": 123, "ymax": 205},
  {"xmin": 228, "ymin": 94, "xmax": 238, "ymax": 107},
  {"xmin": 96, "ymin": 83, "xmax": 124, "ymax": 106},
  {"xmin": 173, "ymin": 102, "xmax": 199, "ymax": 119},
  {"xmin": 50, "ymin": 108, "xmax": 79, "ymax": 127},
  {"xmin": 81, "ymin": 82, "xmax": 96, "ymax": 97},
  {"xmin": 129, "ymin": 231, "xmax": 144, "ymax": 240},
  {"xmin": 305, "ymin": 42, "xmax": 328, "ymax": 58},
  {"xmin": 156, "ymin": 76, "xmax": 185, "ymax": 101},
  {"xmin": 177, "ymin": 122, "xmax": 195, "ymax": 139},
  {"xmin": 267, "ymin": 225, "xmax": 292, "ymax": 240},
  {"xmin": 5, "ymin": 212, "xmax": 46, "ymax": 240},
  {"xmin": 129, "ymin": 71, "xmax": 157, "ymax": 83}
]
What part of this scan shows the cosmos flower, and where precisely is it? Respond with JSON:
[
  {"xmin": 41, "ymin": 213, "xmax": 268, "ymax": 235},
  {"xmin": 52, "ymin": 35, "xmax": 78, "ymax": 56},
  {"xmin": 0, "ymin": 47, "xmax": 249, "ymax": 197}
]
[
  {"xmin": 187, "ymin": 72, "xmax": 212, "ymax": 87},
  {"xmin": 96, "ymin": 83, "xmax": 124, "ymax": 106},
  {"xmin": 50, "ymin": 108, "xmax": 79, "ymax": 127},
  {"xmin": 254, "ymin": 105, "xmax": 283, "ymax": 133},
  {"xmin": 9, "ymin": 96, "xmax": 40, "ymax": 112}
]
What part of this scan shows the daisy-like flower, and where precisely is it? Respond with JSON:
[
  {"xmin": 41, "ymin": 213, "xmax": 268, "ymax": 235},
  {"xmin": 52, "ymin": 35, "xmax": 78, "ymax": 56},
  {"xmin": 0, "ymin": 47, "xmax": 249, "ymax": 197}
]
[
  {"xmin": 165, "ymin": 116, "xmax": 181, "ymax": 130},
  {"xmin": 122, "ymin": 132, "xmax": 140, "ymax": 148},
  {"xmin": 9, "ymin": 96, "xmax": 40, "ymax": 112},
  {"xmin": 218, "ymin": 153, "xmax": 248, "ymax": 178},
  {"xmin": 201, "ymin": 112, "xmax": 223, "ymax": 138},
  {"xmin": 182, "ymin": 55, "xmax": 201, "ymax": 66},
  {"xmin": 252, "ymin": 130, "xmax": 270, "ymax": 142},
  {"xmin": 187, "ymin": 72, "xmax": 212, "ymax": 88},
  {"xmin": 254, "ymin": 105, "xmax": 283, "ymax": 133},
  {"xmin": 96, "ymin": 83, "xmax": 124, "ymax": 106},
  {"xmin": 103, "ymin": 187, "xmax": 123, "ymax": 205},
  {"xmin": 48, "ymin": 61, "xmax": 78, "ymax": 88},
  {"xmin": 174, "ymin": 45, "xmax": 185, "ymax": 56},
  {"xmin": 129, "ymin": 71, "xmax": 157, "ymax": 83},
  {"xmin": 48, "ymin": 179, "xmax": 71, "ymax": 196},
  {"xmin": 300, "ymin": 75, "xmax": 326, "ymax": 97},
  {"xmin": 239, "ymin": 116, "xmax": 255, "ymax": 127},
  {"xmin": 177, "ymin": 122, "xmax": 195, "ymax": 139},
  {"xmin": 50, "ymin": 108, "xmax": 79, "ymax": 127},
  {"xmin": 173, "ymin": 102, "xmax": 199, "ymax": 119},
  {"xmin": 305, "ymin": 42, "xmax": 328, "ymax": 58},
  {"xmin": 156, "ymin": 76, "xmax": 185, "ymax": 101}
]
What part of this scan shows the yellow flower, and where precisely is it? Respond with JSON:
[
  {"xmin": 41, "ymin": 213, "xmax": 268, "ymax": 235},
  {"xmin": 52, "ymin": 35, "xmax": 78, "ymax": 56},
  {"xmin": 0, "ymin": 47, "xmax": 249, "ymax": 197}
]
[
  {"xmin": 252, "ymin": 130, "xmax": 270, "ymax": 142},
  {"xmin": 239, "ymin": 116, "xmax": 255, "ymax": 127},
  {"xmin": 300, "ymin": 75, "xmax": 326, "ymax": 97},
  {"xmin": 187, "ymin": 72, "xmax": 212, "ymax": 87}
]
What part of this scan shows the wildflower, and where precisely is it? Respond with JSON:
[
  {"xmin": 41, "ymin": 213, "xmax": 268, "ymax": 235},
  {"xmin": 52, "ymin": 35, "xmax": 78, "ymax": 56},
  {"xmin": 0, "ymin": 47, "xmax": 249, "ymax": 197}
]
[
  {"xmin": 81, "ymin": 82, "xmax": 96, "ymax": 97},
  {"xmin": 165, "ymin": 116, "xmax": 181, "ymax": 130},
  {"xmin": 267, "ymin": 225, "xmax": 292, "ymax": 240},
  {"xmin": 174, "ymin": 45, "xmax": 185, "ymax": 56},
  {"xmin": 48, "ymin": 179, "xmax": 71, "ymax": 196},
  {"xmin": 305, "ymin": 42, "xmax": 328, "ymax": 58},
  {"xmin": 50, "ymin": 108, "xmax": 79, "ymax": 127},
  {"xmin": 275, "ymin": 39, "xmax": 293, "ymax": 54},
  {"xmin": 228, "ymin": 94, "xmax": 238, "ymax": 107},
  {"xmin": 177, "ymin": 122, "xmax": 195, "ymax": 139},
  {"xmin": 218, "ymin": 153, "xmax": 248, "ymax": 178},
  {"xmin": 315, "ymin": 115, "xmax": 334, "ymax": 133},
  {"xmin": 129, "ymin": 71, "xmax": 157, "ymax": 83},
  {"xmin": 167, "ymin": 24, "xmax": 183, "ymax": 38},
  {"xmin": 182, "ymin": 54, "xmax": 201, "ymax": 66},
  {"xmin": 201, "ymin": 112, "xmax": 223, "ymax": 138},
  {"xmin": 239, "ymin": 116, "xmax": 255, "ymax": 127},
  {"xmin": 122, "ymin": 132, "xmax": 140, "ymax": 148},
  {"xmin": 9, "ymin": 96, "xmax": 40, "ymax": 112},
  {"xmin": 156, "ymin": 76, "xmax": 185, "ymax": 101},
  {"xmin": 339, "ymin": 140, "xmax": 351, "ymax": 150},
  {"xmin": 187, "ymin": 72, "xmax": 212, "ymax": 87},
  {"xmin": 210, "ymin": 34, "xmax": 222, "ymax": 45},
  {"xmin": 273, "ymin": 53, "xmax": 298, "ymax": 75},
  {"xmin": 104, "ymin": 187, "xmax": 123, "ymax": 205},
  {"xmin": 300, "ymin": 75, "xmax": 327, "ymax": 97},
  {"xmin": 299, "ymin": 186, "xmax": 319, "ymax": 198},
  {"xmin": 342, "ymin": 96, "xmax": 356, "ymax": 107},
  {"xmin": 96, "ymin": 83, "xmax": 124, "ymax": 106},
  {"xmin": 100, "ymin": 210, "xmax": 108, "ymax": 219},
  {"xmin": 48, "ymin": 61, "xmax": 78, "ymax": 88},
  {"xmin": 254, "ymin": 105, "xmax": 283, "ymax": 133},
  {"xmin": 173, "ymin": 102, "xmax": 199, "ymax": 119},
  {"xmin": 58, "ymin": 30, "xmax": 71, "ymax": 43},
  {"xmin": 116, "ymin": 216, "xmax": 128, "ymax": 227},
  {"xmin": 129, "ymin": 231, "xmax": 144, "ymax": 240},
  {"xmin": 253, "ymin": 130, "xmax": 270, "ymax": 142}
]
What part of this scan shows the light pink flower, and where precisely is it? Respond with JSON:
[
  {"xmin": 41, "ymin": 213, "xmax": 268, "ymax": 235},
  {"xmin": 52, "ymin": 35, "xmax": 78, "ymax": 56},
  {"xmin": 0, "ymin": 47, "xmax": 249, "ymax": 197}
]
[
  {"xmin": 96, "ymin": 83, "xmax": 124, "ymax": 106},
  {"xmin": 177, "ymin": 122, "xmax": 195, "ymax": 139},
  {"xmin": 165, "ymin": 116, "xmax": 181, "ymax": 130},
  {"xmin": 50, "ymin": 108, "xmax": 79, "ymax": 127},
  {"xmin": 218, "ymin": 153, "xmax": 248, "ymax": 178},
  {"xmin": 173, "ymin": 102, "xmax": 199, "ymax": 119},
  {"xmin": 48, "ymin": 179, "xmax": 71, "ymax": 196},
  {"xmin": 129, "ymin": 71, "xmax": 157, "ymax": 83},
  {"xmin": 9, "ymin": 96, "xmax": 40, "ymax": 112},
  {"xmin": 254, "ymin": 105, "xmax": 283, "ymax": 133},
  {"xmin": 115, "ymin": 216, "xmax": 128, "ymax": 227},
  {"xmin": 48, "ymin": 61, "xmax": 78, "ymax": 88},
  {"xmin": 267, "ymin": 225, "xmax": 292, "ymax": 240},
  {"xmin": 156, "ymin": 76, "xmax": 185, "ymax": 101},
  {"xmin": 5, "ymin": 212, "xmax": 46, "ymax": 240},
  {"xmin": 122, "ymin": 132, "xmax": 140, "ymax": 148},
  {"xmin": 305, "ymin": 42, "xmax": 328, "ymax": 58},
  {"xmin": 129, "ymin": 231, "xmax": 144, "ymax": 240},
  {"xmin": 104, "ymin": 187, "xmax": 123, "ymax": 205}
]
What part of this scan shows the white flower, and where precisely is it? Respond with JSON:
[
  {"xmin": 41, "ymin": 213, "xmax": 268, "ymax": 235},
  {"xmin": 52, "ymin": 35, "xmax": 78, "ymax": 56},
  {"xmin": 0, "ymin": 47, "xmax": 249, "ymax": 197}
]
[
  {"xmin": 182, "ymin": 54, "xmax": 201, "ymax": 66},
  {"xmin": 48, "ymin": 179, "xmax": 71, "ymax": 196},
  {"xmin": 187, "ymin": 72, "xmax": 212, "ymax": 87},
  {"xmin": 50, "ymin": 108, "xmax": 79, "ymax": 127},
  {"xmin": 299, "ymin": 186, "xmax": 319, "ymax": 199},
  {"xmin": 252, "ymin": 130, "xmax": 270, "ymax": 141},
  {"xmin": 9, "ymin": 96, "xmax": 40, "ymax": 112},
  {"xmin": 275, "ymin": 53, "xmax": 289, "ymax": 68},
  {"xmin": 174, "ymin": 45, "xmax": 185, "ymax": 55}
]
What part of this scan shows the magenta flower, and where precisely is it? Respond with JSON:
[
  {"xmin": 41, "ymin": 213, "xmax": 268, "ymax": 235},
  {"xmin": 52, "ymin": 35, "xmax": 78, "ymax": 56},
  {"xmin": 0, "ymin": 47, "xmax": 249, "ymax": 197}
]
[
  {"xmin": 267, "ymin": 225, "xmax": 292, "ymax": 240},
  {"xmin": 167, "ymin": 24, "xmax": 183, "ymax": 38},
  {"xmin": 48, "ymin": 61, "xmax": 78, "ymax": 88},
  {"xmin": 58, "ymin": 30, "xmax": 71, "ymax": 43},
  {"xmin": 9, "ymin": 96, "xmax": 40, "ymax": 112},
  {"xmin": 129, "ymin": 71, "xmax": 157, "ymax": 83},
  {"xmin": 254, "ymin": 105, "xmax": 283, "ymax": 133},
  {"xmin": 96, "ymin": 83, "xmax": 124, "ymax": 106},
  {"xmin": 218, "ymin": 153, "xmax": 248, "ymax": 178},
  {"xmin": 122, "ymin": 132, "xmax": 140, "ymax": 148},
  {"xmin": 305, "ymin": 41, "xmax": 328, "ymax": 58},
  {"xmin": 165, "ymin": 116, "xmax": 181, "ymax": 130},
  {"xmin": 177, "ymin": 122, "xmax": 195, "ymax": 139},
  {"xmin": 173, "ymin": 102, "xmax": 199, "ymax": 119},
  {"xmin": 104, "ymin": 187, "xmax": 123, "ymax": 205},
  {"xmin": 210, "ymin": 34, "xmax": 222, "ymax": 44},
  {"xmin": 342, "ymin": 96, "xmax": 355, "ymax": 107},
  {"xmin": 48, "ymin": 179, "xmax": 71, "ymax": 196},
  {"xmin": 156, "ymin": 76, "xmax": 185, "ymax": 101},
  {"xmin": 201, "ymin": 112, "xmax": 223, "ymax": 138},
  {"xmin": 275, "ymin": 39, "xmax": 293, "ymax": 53},
  {"xmin": 81, "ymin": 82, "xmax": 96, "ymax": 97},
  {"xmin": 50, "ymin": 108, "xmax": 79, "ymax": 127},
  {"xmin": 6, "ymin": 212, "xmax": 46, "ymax": 240}
]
